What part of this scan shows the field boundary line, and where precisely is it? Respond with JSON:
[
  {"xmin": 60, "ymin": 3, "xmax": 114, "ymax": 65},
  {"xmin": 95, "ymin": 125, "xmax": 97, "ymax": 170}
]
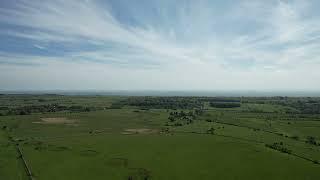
[
  {"xmin": 173, "ymin": 130, "xmax": 264, "ymax": 144},
  {"xmin": 1, "ymin": 129, "xmax": 33, "ymax": 180},
  {"xmin": 16, "ymin": 145, "xmax": 35, "ymax": 180}
]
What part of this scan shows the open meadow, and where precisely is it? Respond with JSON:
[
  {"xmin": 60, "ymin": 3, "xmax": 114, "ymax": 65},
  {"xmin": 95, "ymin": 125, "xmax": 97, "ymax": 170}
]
[{"xmin": 1, "ymin": 95, "xmax": 320, "ymax": 179}]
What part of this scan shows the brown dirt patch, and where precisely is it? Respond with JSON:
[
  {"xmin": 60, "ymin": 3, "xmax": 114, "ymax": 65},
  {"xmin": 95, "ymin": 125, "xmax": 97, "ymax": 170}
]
[
  {"xmin": 122, "ymin": 128, "xmax": 158, "ymax": 135},
  {"xmin": 33, "ymin": 117, "xmax": 77, "ymax": 125}
]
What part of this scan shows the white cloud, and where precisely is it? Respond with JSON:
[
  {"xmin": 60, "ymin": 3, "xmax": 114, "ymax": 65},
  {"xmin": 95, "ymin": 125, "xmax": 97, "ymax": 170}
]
[
  {"xmin": 0, "ymin": 0, "xmax": 320, "ymax": 90},
  {"xmin": 33, "ymin": 44, "xmax": 46, "ymax": 50}
]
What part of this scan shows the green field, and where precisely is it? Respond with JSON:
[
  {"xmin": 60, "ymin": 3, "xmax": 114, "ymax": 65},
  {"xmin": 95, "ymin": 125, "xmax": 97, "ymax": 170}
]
[{"xmin": 1, "ymin": 95, "xmax": 320, "ymax": 179}]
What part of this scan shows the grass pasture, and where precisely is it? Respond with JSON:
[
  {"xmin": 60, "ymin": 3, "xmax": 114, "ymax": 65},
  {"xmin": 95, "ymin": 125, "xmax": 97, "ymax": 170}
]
[{"xmin": 1, "ymin": 95, "xmax": 320, "ymax": 179}]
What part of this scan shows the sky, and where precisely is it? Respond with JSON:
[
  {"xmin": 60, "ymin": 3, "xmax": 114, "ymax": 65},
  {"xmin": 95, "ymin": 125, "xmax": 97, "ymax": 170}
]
[{"xmin": 0, "ymin": 0, "xmax": 320, "ymax": 91}]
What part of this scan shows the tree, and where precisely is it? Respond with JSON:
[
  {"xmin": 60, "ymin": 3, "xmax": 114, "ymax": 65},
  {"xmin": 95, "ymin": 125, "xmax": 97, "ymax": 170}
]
[
  {"xmin": 168, "ymin": 116, "xmax": 175, "ymax": 122},
  {"xmin": 207, "ymin": 127, "xmax": 215, "ymax": 134},
  {"xmin": 306, "ymin": 136, "xmax": 317, "ymax": 145}
]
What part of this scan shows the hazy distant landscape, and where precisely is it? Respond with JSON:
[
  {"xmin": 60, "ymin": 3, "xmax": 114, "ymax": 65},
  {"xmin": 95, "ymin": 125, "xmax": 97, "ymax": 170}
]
[
  {"xmin": 2, "ymin": 90, "xmax": 320, "ymax": 97},
  {"xmin": 1, "ymin": 94, "xmax": 320, "ymax": 179}
]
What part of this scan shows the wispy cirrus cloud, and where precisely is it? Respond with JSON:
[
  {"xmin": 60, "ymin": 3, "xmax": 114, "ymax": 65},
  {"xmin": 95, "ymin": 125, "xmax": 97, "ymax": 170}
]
[{"xmin": 0, "ymin": 0, "xmax": 320, "ymax": 90}]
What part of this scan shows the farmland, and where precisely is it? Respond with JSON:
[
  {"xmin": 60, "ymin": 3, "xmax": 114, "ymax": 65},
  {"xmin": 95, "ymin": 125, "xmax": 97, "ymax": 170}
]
[{"xmin": 1, "ymin": 95, "xmax": 320, "ymax": 179}]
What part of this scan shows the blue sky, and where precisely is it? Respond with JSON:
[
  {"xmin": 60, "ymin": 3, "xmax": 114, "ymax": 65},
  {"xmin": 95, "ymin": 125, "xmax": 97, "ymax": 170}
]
[{"xmin": 0, "ymin": 0, "xmax": 320, "ymax": 91}]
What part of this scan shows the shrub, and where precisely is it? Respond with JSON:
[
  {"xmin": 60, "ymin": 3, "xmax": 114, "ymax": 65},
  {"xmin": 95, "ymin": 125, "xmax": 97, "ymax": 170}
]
[
  {"xmin": 313, "ymin": 160, "xmax": 319, "ymax": 164},
  {"xmin": 265, "ymin": 142, "xmax": 292, "ymax": 154},
  {"xmin": 168, "ymin": 116, "xmax": 175, "ymax": 122},
  {"xmin": 290, "ymin": 136, "xmax": 299, "ymax": 140},
  {"xmin": 306, "ymin": 136, "xmax": 317, "ymax": 145},
  {"xmin": 19, "ymin": 110, "xmax": 31, "ymax": 115},
  {"xmin": 207, "ymin": 127, "xmax": 215, "ymax": 134}
]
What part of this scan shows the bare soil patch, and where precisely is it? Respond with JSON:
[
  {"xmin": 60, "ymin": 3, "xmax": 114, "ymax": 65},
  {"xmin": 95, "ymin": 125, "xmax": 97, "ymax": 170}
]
[{"xmin": 33, "ymin": 117, "xmax": 77, "ymax": 125}]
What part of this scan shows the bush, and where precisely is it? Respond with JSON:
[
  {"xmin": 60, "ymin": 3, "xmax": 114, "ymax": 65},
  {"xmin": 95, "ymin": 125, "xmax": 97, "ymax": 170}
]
[
  {"xmin": 306, "ymin": 136, "xmax": 317, "ymax": 145},
  {"xmin": 265, "ymin": 142, "xmax": 292, "ymax": 154},
  {"xmin": 168, "ymin": 116, "xmax": 175, "ymax": 122},
  {"xmin": 207, "ymin": 127, "xmax": 215, "ymax": 134},
  {"xmin": 313, "ymin": 160, "xmax": 319, "ymax": 164},
  {"xmin": 290, "ymin": 136, "xmax": 299, "ymax": 140}
]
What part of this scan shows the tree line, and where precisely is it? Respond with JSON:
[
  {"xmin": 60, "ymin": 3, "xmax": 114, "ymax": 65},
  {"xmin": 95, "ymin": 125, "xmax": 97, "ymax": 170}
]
[{"xmin": 0, "ymin": 104, "xmax": 102, "ymax": 116}]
